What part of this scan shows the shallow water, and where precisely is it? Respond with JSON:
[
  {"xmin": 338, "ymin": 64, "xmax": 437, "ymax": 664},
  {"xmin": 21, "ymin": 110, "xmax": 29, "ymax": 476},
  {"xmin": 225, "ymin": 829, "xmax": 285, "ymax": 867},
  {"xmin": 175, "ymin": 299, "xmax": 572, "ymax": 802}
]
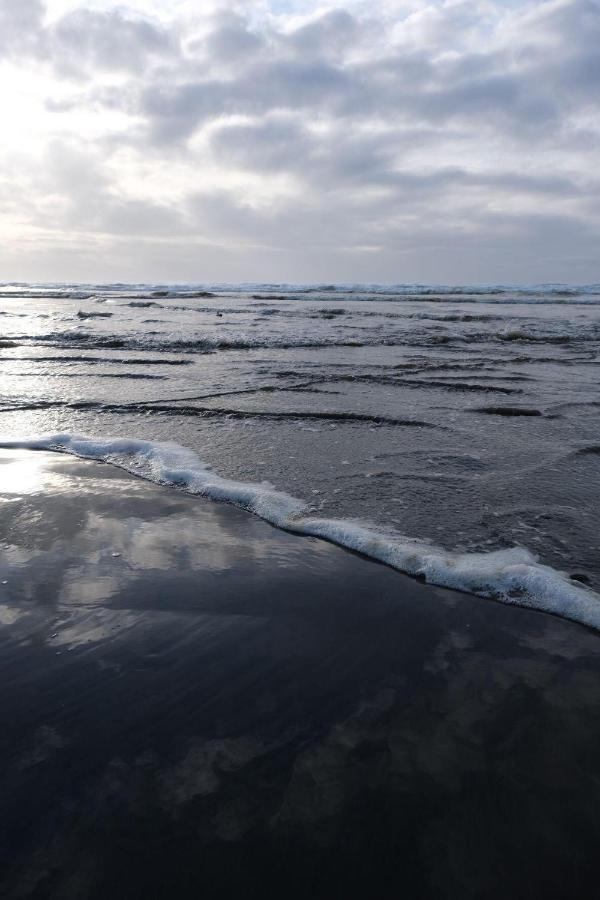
[{"xmin": 0, "ymin": 282, "xmax": 599, "ymax": 613}]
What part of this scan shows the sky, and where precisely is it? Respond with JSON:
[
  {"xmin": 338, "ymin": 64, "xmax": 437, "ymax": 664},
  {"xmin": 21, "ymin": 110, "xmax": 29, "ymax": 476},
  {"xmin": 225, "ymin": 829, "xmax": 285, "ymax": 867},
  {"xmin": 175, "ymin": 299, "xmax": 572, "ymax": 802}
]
[{"xmin": 0, "ymin": 0, "xmax": 599, "ymax": 284}]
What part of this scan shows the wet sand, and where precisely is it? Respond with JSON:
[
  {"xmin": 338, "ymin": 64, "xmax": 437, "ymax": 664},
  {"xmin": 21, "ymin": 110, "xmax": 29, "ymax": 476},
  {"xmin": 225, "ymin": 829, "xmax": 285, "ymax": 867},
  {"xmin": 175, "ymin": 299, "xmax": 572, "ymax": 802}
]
[{"xmin": 1, "ymin": 449, "xmax": 600, "ymax": 899}]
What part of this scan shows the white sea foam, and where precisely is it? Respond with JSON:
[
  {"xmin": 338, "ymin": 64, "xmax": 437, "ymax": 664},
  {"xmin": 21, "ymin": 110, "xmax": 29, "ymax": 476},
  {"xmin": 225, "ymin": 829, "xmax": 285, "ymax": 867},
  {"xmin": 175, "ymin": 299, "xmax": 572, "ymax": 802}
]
[{"xmin": 1, "ymin": 433, "xmax": 599, "ymax": 631}]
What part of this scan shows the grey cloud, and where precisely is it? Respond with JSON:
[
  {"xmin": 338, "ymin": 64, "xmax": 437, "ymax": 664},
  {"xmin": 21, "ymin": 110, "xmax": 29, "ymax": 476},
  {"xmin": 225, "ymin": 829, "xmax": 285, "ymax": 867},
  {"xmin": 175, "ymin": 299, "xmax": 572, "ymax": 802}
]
[
  {"xmin": 1, "ymin": 1, "xmax": 178, "ymax": 74},
  {"xmin": 140, "ymin": 80, "xmax": 229, "ymax": 143},
  {"xmin": 45, "ymin": 4, "xmax": 586, "ymax": 142},
  {"xmin": 196, "ymin": 11, "xmax": 265, "ymax": 62},
  {"xmin": 414, "ymin": 74, "xmax": 558, "ymax": 130},
  {"xmin": 50, "ymin": 9, "xmax": 178, "ymax": 76},
  {"xmin": 131, "ymin": 43, "xmax": 561, "ymax": 149},
  {"xmin": 209, "ymin": 116, "xmax": 585, "ymax": 201},
  {"xmin": 186, "ymin": 188, "xmax": 366, "ymax": 251},
  {"xmin": 504, "ymin": 0, "xmax": 600, "ymax": 101},
  {"xmin": 138, "ymin": 57, "xmax": 353, "ymax": 144},
  {"xmin": 27, "ymin": 134, "xmax": 592, "ymax": 257},
  {"xmin": 180, "ymin": 184, "xmax": 600, "ymax": 285},
  {"xmin": 0, "ymin": 0, "xmax": 44, "ymax": 57},
  {"xmin": 4, "ymin": 182, "xmax": 599, "ymax": 284},
  {"xmin": 28, "ymin": 142, "xmax": 188, "ymax": 239},
  {"xmin": 209, "ymin": 117, "xmax": 310, "ymax": 172},
  {"xmin": 285, "ymin": 8, "xmax": 361, "ymax": 58}
]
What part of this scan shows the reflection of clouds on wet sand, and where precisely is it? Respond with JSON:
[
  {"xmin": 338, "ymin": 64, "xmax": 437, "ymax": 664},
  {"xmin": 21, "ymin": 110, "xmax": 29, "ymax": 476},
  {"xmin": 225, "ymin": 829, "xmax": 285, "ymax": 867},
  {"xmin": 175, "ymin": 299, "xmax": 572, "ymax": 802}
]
[
  {"xmin": 75, "ymin": 613, "xmax": 600, "ymax": 846},
  {"xmin": 24, "ymin": 618, "xmax": 597, "ymax": 899},
  {"xmin": 512, "ymin": 620, "xmax": 599, "ymax": 661},
  {"xmin": 18, "ymin": 725, "xmax": 68, "ymax": 773},
  {"xmin": 160, "ymin": 736, "xmax": 265, "ymax": 812},
  {"xmin": 70, "ymin": 510, "xmax": 242, "ymax": 576},
  {"xmin": 0, "ymin": 603, "xmax": 26, "ymax": 626},
  {"xmin": 2, "ymin": 449, "xmax": 600, "ymax": 900},
  {"xmin": 0, "ymin": 450, "xmax": 318, "ymax": 620},
  {"xmin": 48, "ymin": 608, "xmax": 143, "ymax": 650}
]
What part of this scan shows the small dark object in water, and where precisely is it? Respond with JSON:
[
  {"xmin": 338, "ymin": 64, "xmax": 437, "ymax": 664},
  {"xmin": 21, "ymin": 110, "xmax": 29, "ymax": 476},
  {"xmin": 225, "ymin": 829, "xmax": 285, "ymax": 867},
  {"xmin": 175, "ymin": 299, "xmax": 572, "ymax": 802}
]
[
  {"xmin": 474, "ymin": 406, "xmax": 544, "ymax": 417},
  {"xmin": 570, "ymin": 572, "xmax": 591, "ymax": 584}
]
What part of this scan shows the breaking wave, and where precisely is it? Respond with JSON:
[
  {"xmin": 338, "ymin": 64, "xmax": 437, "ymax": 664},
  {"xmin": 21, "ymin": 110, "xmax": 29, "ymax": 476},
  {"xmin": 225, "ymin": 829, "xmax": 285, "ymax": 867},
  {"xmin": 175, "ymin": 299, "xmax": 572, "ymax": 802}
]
[{"xmin": 9, "ymin": 332, "xmax": 372, "ymax": 353}]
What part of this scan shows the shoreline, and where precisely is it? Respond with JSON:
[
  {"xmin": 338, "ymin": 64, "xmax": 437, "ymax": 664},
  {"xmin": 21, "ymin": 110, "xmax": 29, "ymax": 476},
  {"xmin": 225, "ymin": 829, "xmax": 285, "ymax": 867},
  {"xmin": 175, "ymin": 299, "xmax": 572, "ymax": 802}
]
[{"xmin": 1, "ymin": 433, "xmax": 598, "ymax": 632}]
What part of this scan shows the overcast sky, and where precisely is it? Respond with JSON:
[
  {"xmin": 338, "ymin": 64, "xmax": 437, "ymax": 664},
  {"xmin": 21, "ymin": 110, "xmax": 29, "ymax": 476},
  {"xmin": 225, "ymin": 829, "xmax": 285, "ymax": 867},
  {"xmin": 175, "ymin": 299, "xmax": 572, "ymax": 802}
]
[{"xmin": 1, "ymin": 0, "xmax": 599, "ymax": 284}]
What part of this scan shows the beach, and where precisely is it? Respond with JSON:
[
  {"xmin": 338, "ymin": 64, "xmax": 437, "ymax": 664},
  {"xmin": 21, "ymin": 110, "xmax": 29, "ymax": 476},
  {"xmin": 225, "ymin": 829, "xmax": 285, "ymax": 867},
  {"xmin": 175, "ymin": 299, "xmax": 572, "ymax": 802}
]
[
  {"xmin": 3, "ymin": 0, "xmax": 600, "ymax": 892},
  {"xmin": 1, "ymin": 447, "xmax": 600, "ymax": 899}
]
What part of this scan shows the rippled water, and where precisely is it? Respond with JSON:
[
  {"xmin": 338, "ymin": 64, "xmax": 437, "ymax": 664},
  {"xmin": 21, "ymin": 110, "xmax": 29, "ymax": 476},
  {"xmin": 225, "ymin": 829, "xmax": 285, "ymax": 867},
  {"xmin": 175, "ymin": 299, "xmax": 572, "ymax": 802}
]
[{"xmin": 1, "ymin": 282, "xmax": 599, "ymax": 600}]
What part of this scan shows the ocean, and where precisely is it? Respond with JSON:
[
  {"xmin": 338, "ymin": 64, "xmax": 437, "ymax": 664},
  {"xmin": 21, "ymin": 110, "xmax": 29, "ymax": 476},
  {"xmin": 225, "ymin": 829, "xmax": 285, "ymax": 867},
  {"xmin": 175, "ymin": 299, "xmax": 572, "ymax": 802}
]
[{"xmin": 1, "ymin": 281, "xmax": 599, "ymax": 627}]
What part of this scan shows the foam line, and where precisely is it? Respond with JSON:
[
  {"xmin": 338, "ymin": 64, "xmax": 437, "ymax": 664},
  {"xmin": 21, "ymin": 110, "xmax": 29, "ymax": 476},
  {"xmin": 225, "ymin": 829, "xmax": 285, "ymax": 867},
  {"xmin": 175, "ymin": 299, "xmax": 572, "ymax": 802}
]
[{"xmin": 1, "ymin": 433, "xmax": 599, "ymax": 630}]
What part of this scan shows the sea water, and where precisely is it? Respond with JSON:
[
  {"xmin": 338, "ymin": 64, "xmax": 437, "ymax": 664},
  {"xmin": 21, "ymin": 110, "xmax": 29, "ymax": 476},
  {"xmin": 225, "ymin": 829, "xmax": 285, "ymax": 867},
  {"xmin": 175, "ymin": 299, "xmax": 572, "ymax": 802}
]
[{"xmin": 1, "ymin": 282, "xmax": 599, "ymax": 627}]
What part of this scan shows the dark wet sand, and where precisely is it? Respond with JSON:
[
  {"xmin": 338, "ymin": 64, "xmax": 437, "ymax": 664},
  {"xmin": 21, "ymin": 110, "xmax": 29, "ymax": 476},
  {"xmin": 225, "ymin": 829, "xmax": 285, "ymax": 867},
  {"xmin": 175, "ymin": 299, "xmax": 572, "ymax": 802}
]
[{"xmin": 1, "ymin": 449, "xmax": 600, "ymax": 900}]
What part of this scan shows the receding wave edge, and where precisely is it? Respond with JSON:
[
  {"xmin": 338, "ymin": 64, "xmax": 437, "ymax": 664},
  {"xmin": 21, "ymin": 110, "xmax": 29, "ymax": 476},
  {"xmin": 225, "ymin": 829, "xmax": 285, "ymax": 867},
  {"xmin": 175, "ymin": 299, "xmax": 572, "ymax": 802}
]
[{"xmin": 1, "ymin": 433, "xmax": 598, "ymax": 631}]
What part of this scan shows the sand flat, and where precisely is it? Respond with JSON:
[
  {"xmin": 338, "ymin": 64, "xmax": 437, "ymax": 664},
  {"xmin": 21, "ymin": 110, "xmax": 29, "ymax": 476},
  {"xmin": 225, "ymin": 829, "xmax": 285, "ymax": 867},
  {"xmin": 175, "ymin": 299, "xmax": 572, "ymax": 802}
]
[{"xmin": 0, "ymin": 449, "xmax": 600, "ymax": 899}]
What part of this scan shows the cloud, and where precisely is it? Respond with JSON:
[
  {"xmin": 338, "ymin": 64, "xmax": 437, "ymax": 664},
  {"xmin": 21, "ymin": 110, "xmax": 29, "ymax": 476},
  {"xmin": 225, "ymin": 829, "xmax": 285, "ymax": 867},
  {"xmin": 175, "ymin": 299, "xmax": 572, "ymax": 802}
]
[
  {"xmin": 49, "ymin": 8, "xmax": 178, "ymax": 76},
  {"xmin": 193, "ymin": 10, "xmax": 266, "ymax": 63},
  {"xmin": 0, "ymin": 0, "xmax": 599, "ymax": 282},
  {"xmin": 0, "ymin": 0, "xmax": 45, "ymax": 57}
]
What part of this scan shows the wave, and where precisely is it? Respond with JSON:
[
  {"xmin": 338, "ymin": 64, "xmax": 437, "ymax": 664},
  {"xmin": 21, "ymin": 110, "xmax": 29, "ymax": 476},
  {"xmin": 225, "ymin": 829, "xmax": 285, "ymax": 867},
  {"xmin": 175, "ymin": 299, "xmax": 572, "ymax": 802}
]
[
  {"xmin": 247, "ymin": 283, "xmax": 600, "ymax": 298},
  {"xmin": 148, "ymin": 290, "xmax": 216, "ymax": 299},
  {"xmin": 0, "ymin": 354, "xmax": 193, "ymax": 366},
  {"xmin": 3, "ymin": 372, "xmax": 166, "ymax": 380},
  {"xmin": 0, "ymin": 289, "xmax": 94, "ymax": 299},
  {"xmin": 410, "ymin": 312, "xmax": 504, "ymax": 321},
  {"xmin": 0, "ymin": 398, "xmax": 435, "ymax": 427},
  {"xmin": 7, "ymin": 327, "xmax": 600, "ymax": 357},
  {"xmin": 11, "ymin": 332, "xmax": 372, "ymax": 353},
  {"xmin": 497, "ymin": 328, "xmax": 599, "ymax": 344},
  {"xmin": 119, "ymin": 300, "xmax": 163, "ymax": 308},
  {"xmin": 3, "ymin": 281, "xmax": 600, "ymax": 303},
  {"xmin": 332, "ymin": 374, "xmax": 522, "ymax": 394},
  {"xmin": 1, "ymin": 433, "xmax": 598, "ymax": 631}
]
